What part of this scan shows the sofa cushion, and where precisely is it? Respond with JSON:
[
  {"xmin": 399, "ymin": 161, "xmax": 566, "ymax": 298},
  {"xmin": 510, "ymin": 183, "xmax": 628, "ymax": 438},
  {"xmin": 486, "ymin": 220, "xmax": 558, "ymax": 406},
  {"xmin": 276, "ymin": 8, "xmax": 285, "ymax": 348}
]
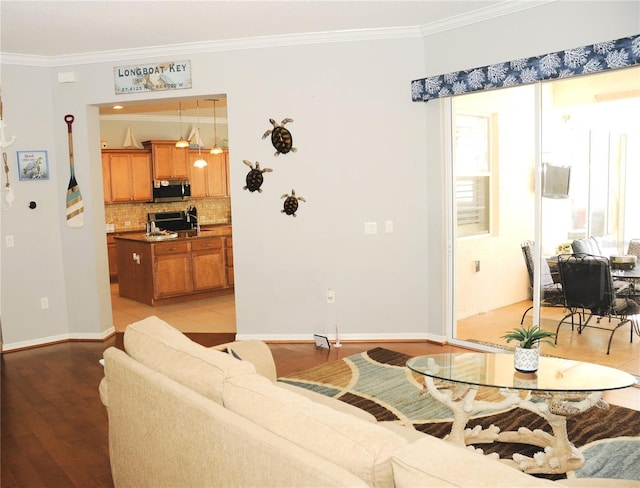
[
  {"xmin": 277, "ymin": 382, "xmax": 377, "ymax": 423},
  {"xmin": 124, "ymin": 316, "xmax": 255, "ymax": 404},
  {"xmin": 223, "ymin": 372, "xmax": 407, "ymax": 488}
]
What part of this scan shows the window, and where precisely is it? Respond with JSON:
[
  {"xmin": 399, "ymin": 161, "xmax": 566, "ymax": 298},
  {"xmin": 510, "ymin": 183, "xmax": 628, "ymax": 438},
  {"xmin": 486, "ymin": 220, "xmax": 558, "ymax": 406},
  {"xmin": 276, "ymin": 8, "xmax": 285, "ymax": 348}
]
[{"xmin": 455, "ymin": 114, "xmax": 491, "ymax": 237}]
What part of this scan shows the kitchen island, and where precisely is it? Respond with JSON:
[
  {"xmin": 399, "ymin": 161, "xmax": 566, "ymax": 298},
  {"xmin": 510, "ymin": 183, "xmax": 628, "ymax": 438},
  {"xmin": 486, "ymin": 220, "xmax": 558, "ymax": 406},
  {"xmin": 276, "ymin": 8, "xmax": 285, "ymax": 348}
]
[{"xmin": 115, "ymin": 225, "xmax": 233, "ymax": 306}]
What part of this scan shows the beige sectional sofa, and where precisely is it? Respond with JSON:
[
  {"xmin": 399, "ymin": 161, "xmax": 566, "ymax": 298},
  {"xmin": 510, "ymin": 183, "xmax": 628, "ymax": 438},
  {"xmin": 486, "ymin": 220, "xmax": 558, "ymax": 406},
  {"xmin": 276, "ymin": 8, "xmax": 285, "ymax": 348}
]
[{"xmin": 99, "ymin": 316, "xmax": 634, "ymax": 487}]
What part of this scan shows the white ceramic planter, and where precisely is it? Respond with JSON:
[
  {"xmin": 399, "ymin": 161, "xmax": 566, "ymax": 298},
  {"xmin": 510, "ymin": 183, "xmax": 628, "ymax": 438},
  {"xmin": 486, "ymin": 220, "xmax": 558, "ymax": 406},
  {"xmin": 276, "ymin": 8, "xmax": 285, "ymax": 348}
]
[{"xmin": 514, "ymin": 346, "xmax": 540, "ymax": 373}]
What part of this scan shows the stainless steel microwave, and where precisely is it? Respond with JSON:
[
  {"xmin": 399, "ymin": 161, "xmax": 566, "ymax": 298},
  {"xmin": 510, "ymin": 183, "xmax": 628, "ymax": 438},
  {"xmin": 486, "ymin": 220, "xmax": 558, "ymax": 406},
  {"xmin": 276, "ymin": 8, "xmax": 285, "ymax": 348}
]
[{"xmin": 152, "ymin": 180, "xmax": 191, "ymax": 203}]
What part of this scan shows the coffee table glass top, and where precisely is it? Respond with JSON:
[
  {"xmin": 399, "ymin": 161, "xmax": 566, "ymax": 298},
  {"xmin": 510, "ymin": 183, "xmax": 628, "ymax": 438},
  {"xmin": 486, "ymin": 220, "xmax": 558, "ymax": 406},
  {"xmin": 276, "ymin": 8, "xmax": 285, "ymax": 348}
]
[{"xmin": 406, "ymin": 353, "xmax": 636, "ymax": 392}]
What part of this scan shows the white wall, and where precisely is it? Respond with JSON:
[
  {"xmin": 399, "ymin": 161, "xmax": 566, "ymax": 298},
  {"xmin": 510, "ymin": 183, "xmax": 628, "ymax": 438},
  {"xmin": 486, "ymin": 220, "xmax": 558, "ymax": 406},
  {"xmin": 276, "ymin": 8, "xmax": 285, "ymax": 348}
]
[{"xmin": 1, "ymin": 1, "xmax": 638, "ymax": 348}]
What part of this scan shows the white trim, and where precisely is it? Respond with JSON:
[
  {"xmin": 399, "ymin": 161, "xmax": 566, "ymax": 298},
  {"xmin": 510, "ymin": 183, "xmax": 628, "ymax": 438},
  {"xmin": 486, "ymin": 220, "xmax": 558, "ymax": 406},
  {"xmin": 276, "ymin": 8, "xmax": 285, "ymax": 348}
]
[{"xmin": 2, "ymin": 326, "xmax": 115, "ymax": 352}]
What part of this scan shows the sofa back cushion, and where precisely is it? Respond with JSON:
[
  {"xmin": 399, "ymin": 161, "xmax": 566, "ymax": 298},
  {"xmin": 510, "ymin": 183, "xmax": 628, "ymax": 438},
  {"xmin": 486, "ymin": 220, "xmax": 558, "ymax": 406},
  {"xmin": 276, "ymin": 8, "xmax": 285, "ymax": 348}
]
[
  {"xmin": 223, "ymin": 372, "xmax": 407, "ymax": 488},
  {"xmin": 124, "ymin": 316, "xmax": 254, "ymax": 404}
]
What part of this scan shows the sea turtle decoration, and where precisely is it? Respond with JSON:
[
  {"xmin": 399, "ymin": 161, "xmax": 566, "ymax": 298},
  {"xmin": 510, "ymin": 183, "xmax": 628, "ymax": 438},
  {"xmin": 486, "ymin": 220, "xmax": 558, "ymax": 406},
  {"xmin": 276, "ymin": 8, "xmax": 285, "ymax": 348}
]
[
  {"xmin": 242, "ymin": 160, "xmax": 272, "ymax": 193},
  {"xmin": 262, "ymin": 118, "xmax": 297, "ymax": 156},
  {"xmin": 281, "ymin": 189, "xmax": 306, "ymax": 217}
]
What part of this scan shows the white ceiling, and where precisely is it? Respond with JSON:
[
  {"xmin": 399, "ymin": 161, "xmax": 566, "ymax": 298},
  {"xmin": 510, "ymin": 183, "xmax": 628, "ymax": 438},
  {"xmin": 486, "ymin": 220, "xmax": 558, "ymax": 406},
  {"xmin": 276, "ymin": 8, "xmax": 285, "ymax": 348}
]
[{"xmin": 1, "ymin": 0, "xmax": 511, "ymax": 58}]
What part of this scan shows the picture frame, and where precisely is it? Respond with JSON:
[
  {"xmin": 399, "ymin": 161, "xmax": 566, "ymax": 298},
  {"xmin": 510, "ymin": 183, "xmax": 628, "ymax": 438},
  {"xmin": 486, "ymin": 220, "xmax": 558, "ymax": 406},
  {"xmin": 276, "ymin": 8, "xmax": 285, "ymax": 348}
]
[{"xmin": 17, "ymin": 151, "xmax": 49, "ymax": 181}]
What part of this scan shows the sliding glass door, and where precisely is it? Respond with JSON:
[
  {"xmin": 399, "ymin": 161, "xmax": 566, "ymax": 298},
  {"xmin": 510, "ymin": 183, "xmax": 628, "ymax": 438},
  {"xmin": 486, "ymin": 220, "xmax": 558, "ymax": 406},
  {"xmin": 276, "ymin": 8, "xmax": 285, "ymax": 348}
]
[{"xmin": 450, "ymin": 66, "xmax": 640, "ymax": 372}]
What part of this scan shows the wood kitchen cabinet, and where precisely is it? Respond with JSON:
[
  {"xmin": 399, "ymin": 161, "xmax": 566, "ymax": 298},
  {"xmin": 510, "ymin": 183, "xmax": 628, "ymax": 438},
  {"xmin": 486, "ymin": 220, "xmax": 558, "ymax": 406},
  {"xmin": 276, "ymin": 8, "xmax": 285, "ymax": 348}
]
[
  {"xmin": 115, "ymin": 232, "xmax": 232, "ymax": 306},
  {"xmin": 102, "ymin": 149, "xmax": 152, "ymax": 203},
  {"xmin": 190, "ymin": 150, "xmax": 228, "ymax": 198},
  {"xmin": 225, "ymin": 237, "xmax": 234, "ymax": 287},
  {"xmin": 192, "ymin": 239, "xmax": 226, "ymax": 290},
  {"xmin": 154, "ymin": 241, "xmax": 192, "ymax": 297},
  {"xmin": 143, "ymin": 140, "xmax": 190, "ymax": 179}
]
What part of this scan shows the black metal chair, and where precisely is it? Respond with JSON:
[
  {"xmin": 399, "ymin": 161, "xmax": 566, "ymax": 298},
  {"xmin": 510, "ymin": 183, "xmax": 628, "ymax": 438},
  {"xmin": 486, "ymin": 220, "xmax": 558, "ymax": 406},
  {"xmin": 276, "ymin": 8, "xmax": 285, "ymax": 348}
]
[
  {"xmin": 556, "ymin": 253, "xmax": 640, "ymax": 354},
  {"xmin": 520, "ymin": 241, "xmax": 565, "ymax": 324}
]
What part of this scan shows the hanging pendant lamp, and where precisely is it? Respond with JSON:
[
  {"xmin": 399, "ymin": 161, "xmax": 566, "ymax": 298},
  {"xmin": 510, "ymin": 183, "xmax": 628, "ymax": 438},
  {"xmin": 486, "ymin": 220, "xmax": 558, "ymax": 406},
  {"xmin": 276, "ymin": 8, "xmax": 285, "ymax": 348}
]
[
  {"xmin": 193, "ymin": 100, "xmax": 208, "ymax": 168},
  {"xmin": 209, "ymin": 98, "xmax": 223, "ymax": 155},
  {"xmin": 175, "ymin": 101, "xmax": 189, "ymax": 148}
]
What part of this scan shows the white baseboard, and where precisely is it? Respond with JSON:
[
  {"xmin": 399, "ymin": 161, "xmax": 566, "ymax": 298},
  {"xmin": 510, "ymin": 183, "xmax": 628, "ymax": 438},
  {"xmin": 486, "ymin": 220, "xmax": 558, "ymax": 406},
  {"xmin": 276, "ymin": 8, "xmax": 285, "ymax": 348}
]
[{"xmin": 3, "ymin": 326, "xmax": 115, "ymax": 352}]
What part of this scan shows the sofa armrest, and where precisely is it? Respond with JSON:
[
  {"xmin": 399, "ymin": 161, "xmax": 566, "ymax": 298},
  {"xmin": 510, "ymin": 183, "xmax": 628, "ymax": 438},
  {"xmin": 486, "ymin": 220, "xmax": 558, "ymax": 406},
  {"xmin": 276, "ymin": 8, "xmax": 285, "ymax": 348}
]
[
  {"xmin": 212, "ymin": 340, "xmax": 277, "ymax": 382},
  {"xmin": 391, "ymin": 436, "xmax": 558, "ymax": 487},
  {"xmin": 99, "ymin": 377, "xmax": 108, "ymax": 407}
]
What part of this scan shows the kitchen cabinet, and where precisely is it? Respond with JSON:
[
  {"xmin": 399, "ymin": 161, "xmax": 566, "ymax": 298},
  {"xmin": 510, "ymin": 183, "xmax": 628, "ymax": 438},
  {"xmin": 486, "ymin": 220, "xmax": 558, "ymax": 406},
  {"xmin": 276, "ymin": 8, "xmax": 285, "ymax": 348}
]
[
  {"xmin": 192, "ymin": 238, "xmax": 226, "ymax": 290},
  {"xmin": 102, "ymin": 149, "xmax": 152, "ymax": 203},
  {"xmin": 154, "ymin": 242, "xmax": 192, "ymax": 297},
  {"xmin": 115, "ymin": 230, "xmax": 232, "ymax": 306},
  {"xmin": 225, "ymin": 237, "xmax": 234, "ymax": 287},
  {"xmin": 190, "ymin": 150, "xmax": 229, "ymax": 198},
  {"xmin": 143, "ymin": 140, "xmax": 190, "ymax": 180}
]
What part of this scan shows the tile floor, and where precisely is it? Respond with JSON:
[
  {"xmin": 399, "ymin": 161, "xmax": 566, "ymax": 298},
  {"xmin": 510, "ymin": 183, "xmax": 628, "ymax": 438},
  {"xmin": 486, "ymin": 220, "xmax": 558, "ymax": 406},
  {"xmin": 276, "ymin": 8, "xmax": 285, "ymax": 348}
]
[{"xmin": 110, "ymin": 283, "xmax": 236, "ymax": 333}]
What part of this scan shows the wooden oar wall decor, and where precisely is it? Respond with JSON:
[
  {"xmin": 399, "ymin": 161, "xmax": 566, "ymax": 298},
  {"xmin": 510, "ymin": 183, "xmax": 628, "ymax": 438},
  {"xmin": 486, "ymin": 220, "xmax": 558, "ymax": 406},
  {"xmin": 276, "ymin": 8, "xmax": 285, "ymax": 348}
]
[{"xmin": 64, "ymin": 115, "xmax": 84, "ymax": 227}]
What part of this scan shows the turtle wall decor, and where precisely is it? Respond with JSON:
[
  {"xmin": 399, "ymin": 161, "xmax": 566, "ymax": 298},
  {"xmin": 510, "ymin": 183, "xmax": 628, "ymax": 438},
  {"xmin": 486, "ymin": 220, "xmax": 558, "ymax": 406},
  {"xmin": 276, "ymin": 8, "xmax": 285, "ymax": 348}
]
[
  {"xmin": 242, "ymin": 160, "xmax": 272, "ymax": 193},
  {"xmin": 262, "ymin": 118, "xmax": 297, "ymax": 156},
  {"xmin": 281, "ymin": 189, "xmax": 306, "ymax": 217}
]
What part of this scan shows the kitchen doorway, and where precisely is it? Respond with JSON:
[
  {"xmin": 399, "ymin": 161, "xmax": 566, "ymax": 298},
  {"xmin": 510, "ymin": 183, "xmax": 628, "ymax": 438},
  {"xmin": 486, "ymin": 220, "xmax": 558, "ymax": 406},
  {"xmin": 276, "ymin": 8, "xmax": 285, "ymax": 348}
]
[{"xmin": 99, "ymin": 95, "xmax": 236, "ymax": 335}]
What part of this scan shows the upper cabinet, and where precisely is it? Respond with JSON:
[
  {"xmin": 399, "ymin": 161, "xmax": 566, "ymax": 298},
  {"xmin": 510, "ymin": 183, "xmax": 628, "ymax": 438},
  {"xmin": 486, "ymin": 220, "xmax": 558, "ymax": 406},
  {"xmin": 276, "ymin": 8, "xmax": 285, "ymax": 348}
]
[
  {"xmin": 102, "ymin": 149, "xmax": 152, "ymax": 203},
  {"xmin": 190, "ymin": 150, "xmax": 229, "ymax": 198},
  {"xmin": 143, "ymin": 140, "xmax": 190, "ymax": 180}
]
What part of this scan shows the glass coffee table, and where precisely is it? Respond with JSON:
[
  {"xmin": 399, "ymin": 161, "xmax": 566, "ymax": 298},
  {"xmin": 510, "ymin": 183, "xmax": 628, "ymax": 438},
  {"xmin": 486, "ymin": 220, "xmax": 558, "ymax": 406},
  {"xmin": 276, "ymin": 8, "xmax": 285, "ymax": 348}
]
[{"xmin": 407, "ymin": 352, "xmax": 636, "ymax": 474}]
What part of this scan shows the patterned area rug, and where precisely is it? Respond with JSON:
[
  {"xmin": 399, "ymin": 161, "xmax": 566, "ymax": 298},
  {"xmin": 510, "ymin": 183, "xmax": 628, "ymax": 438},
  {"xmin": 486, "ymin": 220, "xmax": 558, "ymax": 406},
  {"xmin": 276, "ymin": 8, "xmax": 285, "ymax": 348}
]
[{"xmin": 279, "ymin": 347, "xmax": 640, "ymax": 482}]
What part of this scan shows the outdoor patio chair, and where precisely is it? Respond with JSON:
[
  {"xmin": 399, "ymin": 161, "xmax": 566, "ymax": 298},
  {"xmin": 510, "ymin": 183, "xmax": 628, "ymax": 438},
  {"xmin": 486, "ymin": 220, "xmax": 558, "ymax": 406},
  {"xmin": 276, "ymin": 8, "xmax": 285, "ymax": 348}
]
[
  {"xmin": 556, "ymin": 253, "xmax": 640, "ymax": 354},
  {"xmin": 519, "ymin": 240, "xmax": 565, "ymax": 324}
]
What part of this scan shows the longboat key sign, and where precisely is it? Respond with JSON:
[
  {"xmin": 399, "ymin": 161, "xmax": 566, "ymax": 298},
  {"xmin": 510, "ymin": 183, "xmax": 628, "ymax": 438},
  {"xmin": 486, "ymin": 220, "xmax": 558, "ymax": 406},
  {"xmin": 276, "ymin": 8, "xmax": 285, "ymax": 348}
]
[{"xmin": 114, "ymin": 60, "xmax": 192, "ymax": 94}]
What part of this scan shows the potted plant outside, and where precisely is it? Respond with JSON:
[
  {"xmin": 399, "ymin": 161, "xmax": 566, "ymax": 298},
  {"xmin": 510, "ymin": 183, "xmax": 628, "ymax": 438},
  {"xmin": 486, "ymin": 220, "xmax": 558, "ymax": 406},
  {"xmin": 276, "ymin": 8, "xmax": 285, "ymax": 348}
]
[{"xmin": 501, "ymin": 325, "xmax": 556, "ymax": 373}]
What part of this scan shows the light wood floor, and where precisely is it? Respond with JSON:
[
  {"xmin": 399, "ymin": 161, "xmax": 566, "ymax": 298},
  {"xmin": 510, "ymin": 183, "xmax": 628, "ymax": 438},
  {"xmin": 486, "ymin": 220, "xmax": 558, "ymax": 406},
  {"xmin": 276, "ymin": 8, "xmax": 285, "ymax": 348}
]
[{"xmin": 458, "ymin": 300, "xmax": 640, "ymax": 378}]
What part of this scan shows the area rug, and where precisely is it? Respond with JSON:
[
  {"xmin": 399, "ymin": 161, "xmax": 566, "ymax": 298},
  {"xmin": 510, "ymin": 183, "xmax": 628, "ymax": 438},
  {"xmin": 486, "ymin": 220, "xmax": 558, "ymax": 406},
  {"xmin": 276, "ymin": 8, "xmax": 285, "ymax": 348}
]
[{"xmin": 278, "ymin": 347, "xmax": 640, "ymax": 482}]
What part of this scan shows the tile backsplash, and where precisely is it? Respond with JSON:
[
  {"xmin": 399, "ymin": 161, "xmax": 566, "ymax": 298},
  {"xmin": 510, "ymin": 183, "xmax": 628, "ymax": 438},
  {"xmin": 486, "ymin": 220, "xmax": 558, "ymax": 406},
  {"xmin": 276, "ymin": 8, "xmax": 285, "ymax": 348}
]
[{"xmin": 105, "ymin": 197, "xmax": 231, "ymax": 232}]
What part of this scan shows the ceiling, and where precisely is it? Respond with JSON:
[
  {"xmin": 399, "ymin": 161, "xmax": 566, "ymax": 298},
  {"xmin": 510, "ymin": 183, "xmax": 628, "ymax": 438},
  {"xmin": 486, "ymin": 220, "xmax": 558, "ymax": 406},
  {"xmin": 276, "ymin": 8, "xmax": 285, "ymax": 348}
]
[
  {"xmin": 0, "ymin": 0, "xmax": 517, "ymax": 119},
  {"xmin": 1, "ymin": 1, "xmax": 508, "ymax": 58}
]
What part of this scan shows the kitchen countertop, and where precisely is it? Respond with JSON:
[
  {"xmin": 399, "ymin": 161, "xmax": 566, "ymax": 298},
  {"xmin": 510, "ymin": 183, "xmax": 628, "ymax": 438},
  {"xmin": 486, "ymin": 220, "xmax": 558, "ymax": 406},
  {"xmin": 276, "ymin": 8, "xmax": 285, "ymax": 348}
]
[{"xmin": 113, "ymin": 225, "xmax": 232, "ymax": 242}]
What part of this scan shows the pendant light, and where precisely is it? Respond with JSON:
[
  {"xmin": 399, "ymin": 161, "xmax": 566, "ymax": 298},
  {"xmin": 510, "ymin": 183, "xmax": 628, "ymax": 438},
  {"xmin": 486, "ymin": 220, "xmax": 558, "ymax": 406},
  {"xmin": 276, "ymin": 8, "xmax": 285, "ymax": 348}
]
[
  {"xmin": 175, "ymin": 101, "xmax": 189, "ymax": 148},
  {"xmin": 209, "ymin": 98, "xmax": 223, "ymax": 155},
  {"xmin": 193, "ymin": 100, "xmax": 208, "ymax": 168}
]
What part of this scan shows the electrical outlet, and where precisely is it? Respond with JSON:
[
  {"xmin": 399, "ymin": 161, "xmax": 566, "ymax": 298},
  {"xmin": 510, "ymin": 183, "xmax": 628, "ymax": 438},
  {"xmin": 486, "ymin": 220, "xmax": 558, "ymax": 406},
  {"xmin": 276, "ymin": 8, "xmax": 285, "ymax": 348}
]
[
  {"xmin": 124, "ymin": 221, "xmax": 131, "ymax": 227},
  {"xmin": 6, "ymin": 235, "xmax": 14, "ymax": 247},
  {"xmin": 40, "ymin": 297, "xmax": 49, "ymax": 309}
]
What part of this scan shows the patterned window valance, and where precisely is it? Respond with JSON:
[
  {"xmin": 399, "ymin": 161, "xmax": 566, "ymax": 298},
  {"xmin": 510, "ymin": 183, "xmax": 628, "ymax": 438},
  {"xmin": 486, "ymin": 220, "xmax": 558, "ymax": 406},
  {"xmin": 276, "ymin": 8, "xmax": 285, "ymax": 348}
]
[{"xmin": 411, "ymin": 34, "xmax": 640, "ymax": 102}]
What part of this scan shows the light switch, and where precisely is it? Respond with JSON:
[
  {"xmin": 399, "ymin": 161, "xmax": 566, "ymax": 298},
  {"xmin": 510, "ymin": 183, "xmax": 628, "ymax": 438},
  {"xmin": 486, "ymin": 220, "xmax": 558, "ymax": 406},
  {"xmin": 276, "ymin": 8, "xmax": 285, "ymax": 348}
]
[{"xmin": 364, "ymin": 222, "xmax": 377, "ymax": 234}]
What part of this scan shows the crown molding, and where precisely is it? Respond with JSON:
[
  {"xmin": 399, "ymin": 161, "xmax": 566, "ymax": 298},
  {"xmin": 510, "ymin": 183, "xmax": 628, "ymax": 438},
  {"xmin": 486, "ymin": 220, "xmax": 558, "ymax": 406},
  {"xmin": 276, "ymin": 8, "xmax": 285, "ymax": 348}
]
[
  {"xmin": 1, "ymin": 26, "xmax": 422, "ymax": 67},
  {"xmin": 420, "ymin": 0, "xmax": 555, "ymax": 36},
  {"xmin": 0, "ymin": 1, "xmax": 553, "ymax": 68}
]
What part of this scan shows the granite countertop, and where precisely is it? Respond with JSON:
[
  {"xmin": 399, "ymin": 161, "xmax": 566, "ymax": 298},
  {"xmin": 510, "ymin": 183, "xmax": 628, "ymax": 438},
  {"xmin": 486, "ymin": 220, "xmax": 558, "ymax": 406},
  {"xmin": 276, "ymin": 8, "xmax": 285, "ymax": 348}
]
[{"xmin": 113, "ymin": 225, "xmax": 232, "ymax": 242}]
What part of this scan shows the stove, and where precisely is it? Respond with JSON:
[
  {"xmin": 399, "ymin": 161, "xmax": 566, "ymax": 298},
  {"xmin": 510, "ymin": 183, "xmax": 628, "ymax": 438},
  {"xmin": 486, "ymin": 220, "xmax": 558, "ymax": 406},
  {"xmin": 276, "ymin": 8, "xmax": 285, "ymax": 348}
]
[{"xmin": 147, "ymin": 211, "xmax": 192, "ymax": 232}]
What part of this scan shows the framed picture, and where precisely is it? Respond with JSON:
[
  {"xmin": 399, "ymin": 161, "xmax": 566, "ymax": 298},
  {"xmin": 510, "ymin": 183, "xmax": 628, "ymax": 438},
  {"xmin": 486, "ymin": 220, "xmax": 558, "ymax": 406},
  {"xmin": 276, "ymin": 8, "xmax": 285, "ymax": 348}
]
[{"xmin": 17, "ymin": 151, "xmax": 49, "ymax": 180}]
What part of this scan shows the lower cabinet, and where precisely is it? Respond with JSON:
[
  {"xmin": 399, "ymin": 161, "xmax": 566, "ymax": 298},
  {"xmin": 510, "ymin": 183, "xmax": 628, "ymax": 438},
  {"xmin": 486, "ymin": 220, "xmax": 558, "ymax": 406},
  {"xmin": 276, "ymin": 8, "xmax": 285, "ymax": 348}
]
[
  {"xmin": 154, "ymin": 242, "xmax": 192, "ymax": 298},
  {"xmin": 225, "ymin": 237, "xmax": 234, "ymax": 287},
  {"xmin": 116, "ymin": 234, "xmax": 232, "ymax": 305},
  {"xmin": 192, "ymin": 239, "xmax": 226, "ymax": 291}
]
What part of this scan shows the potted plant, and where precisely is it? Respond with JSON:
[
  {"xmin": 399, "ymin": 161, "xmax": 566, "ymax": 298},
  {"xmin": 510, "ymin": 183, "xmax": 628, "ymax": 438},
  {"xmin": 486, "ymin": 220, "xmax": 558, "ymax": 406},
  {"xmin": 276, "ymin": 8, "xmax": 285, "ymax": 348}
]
[{"xmin": 501, "ymin": 325, "xmax": 556, "ymax": 373}]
